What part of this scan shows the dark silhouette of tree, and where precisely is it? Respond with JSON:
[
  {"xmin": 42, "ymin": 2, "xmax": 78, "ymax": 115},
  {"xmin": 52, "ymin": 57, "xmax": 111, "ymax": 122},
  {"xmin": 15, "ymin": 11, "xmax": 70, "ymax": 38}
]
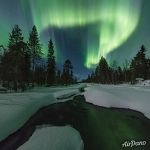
[
  {"xmin": 146, "ymin": 58, "xmax": 150, "ymax": 79},
  {"xmin": 122, "ymin": 60, "xmax": 131, "ymax": 82},
  {"xmin": 94, "ymin": 66, "xmax": 99, "ymax": 83},
  {"xmin": 110, "ymin": 60, "xmax": 118, "ymax": 84},
  {"xmin": 28, "ymin": 25, "xmax": 42, "ymax": 86},
  {"xmin": 117, "ymin": 66, "xmax": 123, "ymax": 83},
  {"xmin": 8, "ymin": 25, "xmax": 23, "ymax": 48},
  {"xmin": 130, "ymin": 45, "xmax": 147, "ymax": 83},
  {"xmin": 20, "ymin": 43, "xmax": 31, "ymax": 90},
  {"xmin": 46, "ymin": 39, "xmax": 56, "ymax": 85},
  {"xmin": 96, "ymin": 56, "xmax": 110, "ymax": 84},
  {"xmin": 85, "ymin": 45, "xmax": 150, "ymax": 85},
  {"xmin": 61, "ymin": 59, "xmax": 73, "ymax": 85},
  {"xmin": 7, "ymin": 25, "xmax": 24, "ymax": 91},
  {"xmin": 34, "ymin": 65, "xmax": 46, "ymax": 86},
  {"xmin": 90, "ymin": 71, "xmax": 95, "ymax": 82},
  {"xmin": 0, "ymin": 26, "xmax": 31, "ymax": 91},
  {"xmin": 2, "ymin": 24, "xmax": 150, "ymax": 88}
]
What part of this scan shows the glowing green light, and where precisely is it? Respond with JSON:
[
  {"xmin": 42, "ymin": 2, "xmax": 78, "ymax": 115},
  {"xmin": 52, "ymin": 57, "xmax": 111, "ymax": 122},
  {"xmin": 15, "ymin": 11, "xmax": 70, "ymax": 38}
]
[
  {"xmin": 22, "ymin": 0, "xmax": 104, "ymax": 32},
  {"xmin": 21, "ymin": 0, "xmax": 142, "ymax": 68},
  {"xmin": 85, "ymin": 48, "xmax": 99, "ymax": 69},
  {"xmin": 86, "ymin": 0, "xmax": 141, "ymax": 68},
  {"xmin": 99, "ymin": 0, "xmax": 141, "ymax": 58}
]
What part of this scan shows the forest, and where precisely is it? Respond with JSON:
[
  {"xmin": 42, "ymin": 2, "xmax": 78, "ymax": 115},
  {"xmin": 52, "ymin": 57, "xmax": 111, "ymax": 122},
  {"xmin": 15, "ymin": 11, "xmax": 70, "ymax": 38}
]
[
  {"xmin": 0, "ymin": 25, "xmax": 76, "ymax": 91},
  {"xmin": 0, "ymin": 25, "xmax": 150, "ymax": 91},
  {"xmin": 85, "ymin": 45, "xmax": 150, "ymax": 84}
]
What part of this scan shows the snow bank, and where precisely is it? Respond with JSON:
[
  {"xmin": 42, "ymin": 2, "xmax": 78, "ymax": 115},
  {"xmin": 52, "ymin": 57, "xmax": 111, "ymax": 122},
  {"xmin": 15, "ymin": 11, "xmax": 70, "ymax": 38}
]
[
  {"xmin": 0, "ymin": 92, "xmax": 55, "ymax": 141},
  {"xmin": 18, "ymin": 126, "xmax": 83, "ymax": 150},
  {"xmin": 84, "ymin": 84, "xmax": 150, "ymax": 119},
  {"xmin": 137, "ymin": 80, "xmax": 150, "ymax": 86},
  {"xmin": 0, "ymin": 84, "xmax": 83, "ymax": 141}
]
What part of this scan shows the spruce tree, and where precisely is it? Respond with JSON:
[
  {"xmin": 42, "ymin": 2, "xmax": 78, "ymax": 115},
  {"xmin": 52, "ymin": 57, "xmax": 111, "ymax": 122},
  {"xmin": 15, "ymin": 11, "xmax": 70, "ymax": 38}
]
[
  {"xmin": 97, "ymin": 56, "xmax": 110, "ymax": 84},
  {"xmin": 35, "ymin": 65, "xmax": 46, "ymax": 86},
  {"xmin": 46, "ymin": 39, "xmax": 56, "ymax": 85},
  {"xmin": 61, "ymin": 59, "xmax": 73, "ymax": 85},
  {"xmin": 7, "ymin": 25, "xmax": 24, "ymax": 91},
  {"xmin": 21, "ymin": 43, "xmax": 31, "ymax": 88},
  {"xmin": 110, "ymin": 60, "xmax": 118, "ymax": 84},
  {"xmin": 130, "ymin": 45, "xmax": 147, "ymax": 82},
  {"xmin": 28, "ymin": 25, "xmax": 42, "ymax": 86},
  {"xmin": 8, "ymin": 25, "xmax": 23, "ymax": 48}
]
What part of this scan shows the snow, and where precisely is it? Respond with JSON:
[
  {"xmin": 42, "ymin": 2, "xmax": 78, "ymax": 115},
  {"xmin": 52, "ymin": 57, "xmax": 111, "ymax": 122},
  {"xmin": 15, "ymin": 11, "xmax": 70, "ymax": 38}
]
[
  {"xmin": 84, "ymin": 84, "xmax": 150, "ymax": 119},
  {"xmin": 136, "ymin": 80, "xmax": 150, "ymax": 86},
  {"xmin": 0, "ymin": 84, "xmax": 85, "ymax": 141},
  {"xmin": 1, "ymin": 82, "xmax": 150, "ymax": 150},
  {"xmin": 18, "ymin": 126, "xmax": 83, "ymax": 150}
]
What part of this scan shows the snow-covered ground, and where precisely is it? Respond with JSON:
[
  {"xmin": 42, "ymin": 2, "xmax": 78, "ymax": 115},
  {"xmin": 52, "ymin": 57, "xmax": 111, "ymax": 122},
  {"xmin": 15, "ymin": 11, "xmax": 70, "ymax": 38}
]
[
  {"xmin": 0, "ymin": 84, "xmax": 85, "ymax": 141},
  {"xmin": 18, "ymin": 126, "xmax": 83, "ymax": 150},
  {"xmin": 1, "ymin": 83, "xmax": 150, "ymax": 150},
  {"xmin": 84, "ymin": 84, "xmax": 150, "ymax": 119}
]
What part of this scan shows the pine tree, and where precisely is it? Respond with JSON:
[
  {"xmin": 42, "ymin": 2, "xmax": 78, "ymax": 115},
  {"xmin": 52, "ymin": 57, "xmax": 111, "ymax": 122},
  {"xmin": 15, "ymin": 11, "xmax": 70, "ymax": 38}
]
[
  {"xmin": 0, "ymin": 25, "xmax": 31, "ymax": 91},
  {"xmin": 61, "ymin": 59, "xmax": 73, "ymax": 85},
  {"xmin": 46, "ymin": 39, "xmax": 56, "ymax": 85},
  {"xmin": 21, "ymin": 43, "xmax": 31, "ymax": 88},
  {"xmin": 97, "ymin": 56, "xmax": 110, "ymax": 84},
  {"xmin": 7, "ymin": 25, "xmax": 24, "ymax": 91},
  {"xmin": 122, "ymin": 60, "xmax": 130, "ymax": 82},
  {"xmin": 90, "ymin": 71, "xmax": 95, "ymax": 82},
  {"xmin": 35, "ymin": 65, "xmax": 46, "ymax": 86},
  {"xmin": 28, "ymin": 25, "xmax": 42, "ymax": 86},
  {"xmin": 8, "ymin": 25, "xmax": 23, "ymax": 48},
  {"xmin": 130, "ymin": 45, "xmax": 147, "ymax": 82},
  {"xmin": 115, "ymin": 66, "xmax": 123, "ymax": 84},
  {"xmin": 110, "ymin": 60, "xmax": 118, "ymax": 84},
  {"xmin": 86, "ymin": 74, "xmax": 91, "ymax": 83}
]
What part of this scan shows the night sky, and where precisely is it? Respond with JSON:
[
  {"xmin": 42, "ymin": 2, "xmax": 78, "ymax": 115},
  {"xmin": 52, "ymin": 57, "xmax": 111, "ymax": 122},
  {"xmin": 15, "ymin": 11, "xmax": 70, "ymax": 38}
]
[{"xmin": 0, "ymin": 0, "xmax": 150, "ymax": 78}]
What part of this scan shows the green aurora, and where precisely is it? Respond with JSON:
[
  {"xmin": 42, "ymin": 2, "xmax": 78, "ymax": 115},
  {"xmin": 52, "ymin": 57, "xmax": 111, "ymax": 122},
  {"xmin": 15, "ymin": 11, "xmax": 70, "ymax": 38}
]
[
  {"xmin": 21, "ymin": 0, "xmax": 142, "ymax": 68},
  {"xmin": 1, "ymin": 0, "xmax": 147, "ymax": 76}
]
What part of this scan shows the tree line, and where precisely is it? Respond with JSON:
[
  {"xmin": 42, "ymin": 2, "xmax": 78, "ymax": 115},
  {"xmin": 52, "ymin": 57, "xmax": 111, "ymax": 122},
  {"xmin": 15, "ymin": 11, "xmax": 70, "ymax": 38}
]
[
  {"xmin": 85, "ymin": 45, "xmax": 150, "ymax": 84},
  {"xmin": 0, "ymin": 25, "xmax": 76, "ymax": 91}
]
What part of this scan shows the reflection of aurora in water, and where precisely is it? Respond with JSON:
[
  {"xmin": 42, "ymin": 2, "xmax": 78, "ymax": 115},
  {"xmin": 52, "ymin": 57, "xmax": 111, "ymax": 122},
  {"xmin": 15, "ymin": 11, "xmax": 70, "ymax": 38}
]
[{"xmin": 0, "ymin": 0, "xmax": 143, "ymax": 70}]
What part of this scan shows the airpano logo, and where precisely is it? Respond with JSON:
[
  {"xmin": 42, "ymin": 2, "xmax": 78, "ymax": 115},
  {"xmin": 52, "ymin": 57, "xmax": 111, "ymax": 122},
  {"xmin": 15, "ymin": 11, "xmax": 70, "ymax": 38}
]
[{"xmin": 122, "ymin": 140, "xmax": 147, "ymax": 148}]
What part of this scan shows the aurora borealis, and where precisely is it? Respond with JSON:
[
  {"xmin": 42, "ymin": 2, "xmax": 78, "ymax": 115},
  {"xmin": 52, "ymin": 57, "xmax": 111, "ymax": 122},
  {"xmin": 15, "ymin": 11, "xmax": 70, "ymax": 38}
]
[{"xmin": 0, "ymin": 0, "xmax": 150, "ymax": 77}]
